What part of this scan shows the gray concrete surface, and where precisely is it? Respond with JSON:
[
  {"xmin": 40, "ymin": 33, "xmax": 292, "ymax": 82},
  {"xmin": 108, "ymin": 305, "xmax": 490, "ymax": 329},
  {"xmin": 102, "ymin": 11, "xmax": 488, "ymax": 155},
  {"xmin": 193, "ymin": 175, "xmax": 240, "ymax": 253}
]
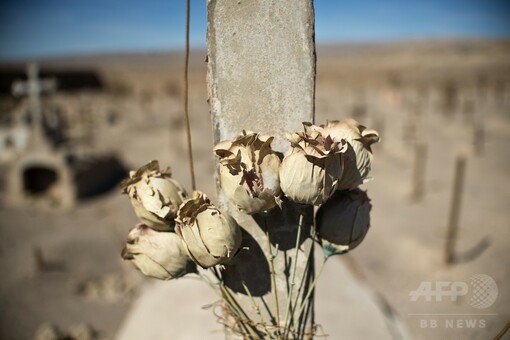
[
  {"xmin": 207, "ymin": 0, "xmax": 316, "ymax": 152},
  {"xmin": 115, "ymin": 249, "xmax": 401, "ymax": 339}
]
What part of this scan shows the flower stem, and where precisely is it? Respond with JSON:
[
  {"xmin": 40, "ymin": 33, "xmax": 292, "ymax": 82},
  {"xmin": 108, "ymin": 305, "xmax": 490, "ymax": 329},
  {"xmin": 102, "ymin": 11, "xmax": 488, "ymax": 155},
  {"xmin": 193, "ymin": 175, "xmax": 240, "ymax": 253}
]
[
  {"xmin": 242, "ymin": 282, "xmax": 271, "ymax": 336},
  {"xmin": 220, "ymin": 284, "xmax": 258, "ymax": 337},
  {"xmin": 294, "ymin": 256, "xmax": 328, "ymax": 325},
  {"xmin": 266, "ymin": 228, "xmax": 281, "ymax": 335},
  {"xmin": 282, "ymin": 213, "xmax": 304, "ymax": 336},
  {"xmin": 287, "ymin": 225, "xmax": 317, "ymax": 337},
  {"xmin": 209, "ymin": 267, "xmax": 260, "ymax": 338}
]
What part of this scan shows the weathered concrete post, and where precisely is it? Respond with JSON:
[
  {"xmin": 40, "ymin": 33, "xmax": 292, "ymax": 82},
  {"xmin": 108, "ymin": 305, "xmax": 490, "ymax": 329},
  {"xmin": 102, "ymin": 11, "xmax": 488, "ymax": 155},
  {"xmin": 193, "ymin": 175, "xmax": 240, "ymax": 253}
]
[{"xmin": 207, "ymin": 0, "xmax": 316, "ymax": 337}]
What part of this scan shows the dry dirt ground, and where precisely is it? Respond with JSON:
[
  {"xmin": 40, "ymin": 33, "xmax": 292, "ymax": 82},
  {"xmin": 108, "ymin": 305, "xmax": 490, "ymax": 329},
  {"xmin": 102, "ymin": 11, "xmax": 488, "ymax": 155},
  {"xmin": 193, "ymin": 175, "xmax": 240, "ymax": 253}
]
[{"xmin": 0, "ymin": 40, "xmax": 509, "ymax": 339}]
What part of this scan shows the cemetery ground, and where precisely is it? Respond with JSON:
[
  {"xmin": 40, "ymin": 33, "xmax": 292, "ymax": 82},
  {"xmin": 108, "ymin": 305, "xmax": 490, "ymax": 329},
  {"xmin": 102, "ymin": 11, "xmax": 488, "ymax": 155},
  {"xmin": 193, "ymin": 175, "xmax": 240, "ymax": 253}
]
[{"xmin": 0, "ymin": 40, "xmax": 509, "ymax": 339}]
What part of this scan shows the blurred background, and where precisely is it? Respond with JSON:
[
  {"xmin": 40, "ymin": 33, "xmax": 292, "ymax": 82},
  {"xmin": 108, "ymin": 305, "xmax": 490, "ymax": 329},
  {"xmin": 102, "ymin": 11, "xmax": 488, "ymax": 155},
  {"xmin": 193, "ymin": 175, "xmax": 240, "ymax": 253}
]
[{"xmin": 0, "ymin": 0, "xmax": 509, "ymax": 339}]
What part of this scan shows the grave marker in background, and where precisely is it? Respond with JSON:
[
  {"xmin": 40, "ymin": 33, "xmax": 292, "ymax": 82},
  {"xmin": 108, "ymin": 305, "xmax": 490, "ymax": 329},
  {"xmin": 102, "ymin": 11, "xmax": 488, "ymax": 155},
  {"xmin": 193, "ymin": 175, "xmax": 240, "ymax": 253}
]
[
  {"xmin": 445, "ymin": 155, "xmax": 467, "ymax": 264},
  {"xmin": 12, "ymin": 64, "xmax": 57, "ymax": 145}
]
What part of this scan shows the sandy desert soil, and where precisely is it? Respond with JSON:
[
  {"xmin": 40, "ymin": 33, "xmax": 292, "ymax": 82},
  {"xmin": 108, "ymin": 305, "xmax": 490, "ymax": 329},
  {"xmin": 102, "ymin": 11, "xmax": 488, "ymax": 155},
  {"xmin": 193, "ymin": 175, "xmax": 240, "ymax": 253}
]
[{"xmin": 0, "ymin": 40, "xmax": 509, "ymax": 339}]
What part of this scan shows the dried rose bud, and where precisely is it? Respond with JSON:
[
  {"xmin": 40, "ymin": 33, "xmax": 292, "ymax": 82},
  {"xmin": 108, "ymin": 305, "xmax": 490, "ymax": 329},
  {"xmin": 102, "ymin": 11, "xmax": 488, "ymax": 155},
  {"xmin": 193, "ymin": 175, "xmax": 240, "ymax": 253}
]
[
  {"xmin": 316, "ymin": 189, "xmax": 371, "ymax": 256},
  {"xmin": 214, "ymin": 131, "xmax": 281, "ymax": 214},
  {"xmin": 175, "ymin": 191, "xmax": 242, "ymax": 268},
  {"xmin": 324, "ymin": 119, "xmax": 379, "ymax": 190},
  {"xmin": 121, "ymin": 224, "xmax": 196, "ymax": 280},
  {"xmin": 279, "ymin": 122, "xmax": 347, "ymax": 205},
  {"xmin": 121, "ymin": 160, "xmax": 187, "ymax": 231}
]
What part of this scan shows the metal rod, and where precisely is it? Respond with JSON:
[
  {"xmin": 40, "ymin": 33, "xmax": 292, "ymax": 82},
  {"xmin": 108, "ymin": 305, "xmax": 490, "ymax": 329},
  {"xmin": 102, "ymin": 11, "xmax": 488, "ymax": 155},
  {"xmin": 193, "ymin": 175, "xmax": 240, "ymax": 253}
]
[{"xmin": 182, "ymin": 0, "xmax": 196, "ymax": 191}]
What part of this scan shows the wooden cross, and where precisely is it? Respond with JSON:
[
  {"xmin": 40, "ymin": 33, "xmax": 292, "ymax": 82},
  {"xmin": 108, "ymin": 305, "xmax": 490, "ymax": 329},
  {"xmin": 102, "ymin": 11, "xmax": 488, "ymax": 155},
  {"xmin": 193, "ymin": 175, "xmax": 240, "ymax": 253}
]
[{"xmin": 11, "ymin": 63, "xmax": 57, "ymax": 143}]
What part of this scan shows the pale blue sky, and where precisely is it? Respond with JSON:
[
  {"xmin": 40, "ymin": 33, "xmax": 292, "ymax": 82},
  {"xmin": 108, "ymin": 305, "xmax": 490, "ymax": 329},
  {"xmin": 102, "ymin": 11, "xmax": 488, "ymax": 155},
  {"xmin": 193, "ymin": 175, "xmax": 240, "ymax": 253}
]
[{"xmin": 0, "ymin": 0, "xmax": 509, "ymax": 60}]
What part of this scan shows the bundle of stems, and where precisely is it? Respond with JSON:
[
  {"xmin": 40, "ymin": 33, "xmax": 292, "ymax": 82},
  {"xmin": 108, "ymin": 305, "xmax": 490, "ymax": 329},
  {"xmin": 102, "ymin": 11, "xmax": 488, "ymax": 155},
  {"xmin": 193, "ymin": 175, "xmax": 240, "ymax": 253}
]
[{"xmin": 197, "ymin": 210, "xmax": 330, "ymax": 339}]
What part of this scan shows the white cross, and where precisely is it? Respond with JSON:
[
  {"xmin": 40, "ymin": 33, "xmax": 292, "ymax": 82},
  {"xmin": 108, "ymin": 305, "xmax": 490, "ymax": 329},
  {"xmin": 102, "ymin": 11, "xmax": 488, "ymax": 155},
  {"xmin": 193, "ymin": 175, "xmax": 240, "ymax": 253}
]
[{"xmin": 11, "ymin": 63, "xmax": 57, "ymax": 142}]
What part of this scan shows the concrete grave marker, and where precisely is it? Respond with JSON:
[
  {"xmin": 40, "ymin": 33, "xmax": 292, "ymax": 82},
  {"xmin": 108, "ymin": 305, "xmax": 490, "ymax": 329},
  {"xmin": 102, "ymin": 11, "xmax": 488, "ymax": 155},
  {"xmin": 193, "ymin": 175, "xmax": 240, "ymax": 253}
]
[{"xmin": 207, "ymin": 0, "xmax": 316, "ymax": 337}]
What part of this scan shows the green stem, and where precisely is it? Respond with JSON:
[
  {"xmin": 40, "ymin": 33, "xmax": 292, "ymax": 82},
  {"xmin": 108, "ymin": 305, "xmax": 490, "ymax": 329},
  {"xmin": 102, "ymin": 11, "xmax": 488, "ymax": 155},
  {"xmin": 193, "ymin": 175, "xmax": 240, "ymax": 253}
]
[
  {"xmin": 209, "ymin": 268, "xmax": 259, "ymax": 338},
  {"xmin": 242, "ymin": 282, "xmax": 271, "ymax": 337},
  {"xmin": 266, "ymin": 227, "xmax": 281, "ymax": 336},
  {"xmin": 221, "ymin": 283, "xmax": 260, "ymax": 338},
  {"xmin": 287, "ymin": 225, "xmax": 317, "ymax": 337},
  {"xmin": 282, "ymin": 213, "xmax": 304, "ymax": 336},
  {"xmin": 293, "ymin": 256, "xmax": 328, "ymax": 326}
]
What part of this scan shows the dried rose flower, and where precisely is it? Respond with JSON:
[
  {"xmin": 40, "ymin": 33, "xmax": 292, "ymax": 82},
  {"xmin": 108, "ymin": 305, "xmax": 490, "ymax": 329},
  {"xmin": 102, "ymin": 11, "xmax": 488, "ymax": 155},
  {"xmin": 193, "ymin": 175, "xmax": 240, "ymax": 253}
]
[
  {"xmin": 214, "ymin": 131, "xmax": 281, "ymax": 214},
  {"xmin": 316, "ymin": 189, "xmax": 371, "ymax": 256},
  {"xmin": 121, "ymin": 160, "xmax": 187, "ymax": 231},
  {"xmin": 121, "ymin": 224, "xmax": 196, "ymax": 280},
  {"xmin": 175, "ymin": 191, "xmax": 242, "ymax": 268},
  {"xmin": 323, "ymin": 119, "xmax": 379, "ymax": 190},
  {"xmin": 279, "ymin": 122, "xmax": 347, "ymax": 205}
]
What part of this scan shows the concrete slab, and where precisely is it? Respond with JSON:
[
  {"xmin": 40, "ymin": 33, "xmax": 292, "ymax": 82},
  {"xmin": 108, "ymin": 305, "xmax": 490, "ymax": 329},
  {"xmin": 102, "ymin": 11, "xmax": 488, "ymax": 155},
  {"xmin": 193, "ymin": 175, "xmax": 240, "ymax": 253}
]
[
  {"xmin": 116, "ymin": 277, "xmax": 224, "ymax": 340},
  {"xmin": 115, "ymin": 249, "xmax": 409, "ymax": 339}
]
